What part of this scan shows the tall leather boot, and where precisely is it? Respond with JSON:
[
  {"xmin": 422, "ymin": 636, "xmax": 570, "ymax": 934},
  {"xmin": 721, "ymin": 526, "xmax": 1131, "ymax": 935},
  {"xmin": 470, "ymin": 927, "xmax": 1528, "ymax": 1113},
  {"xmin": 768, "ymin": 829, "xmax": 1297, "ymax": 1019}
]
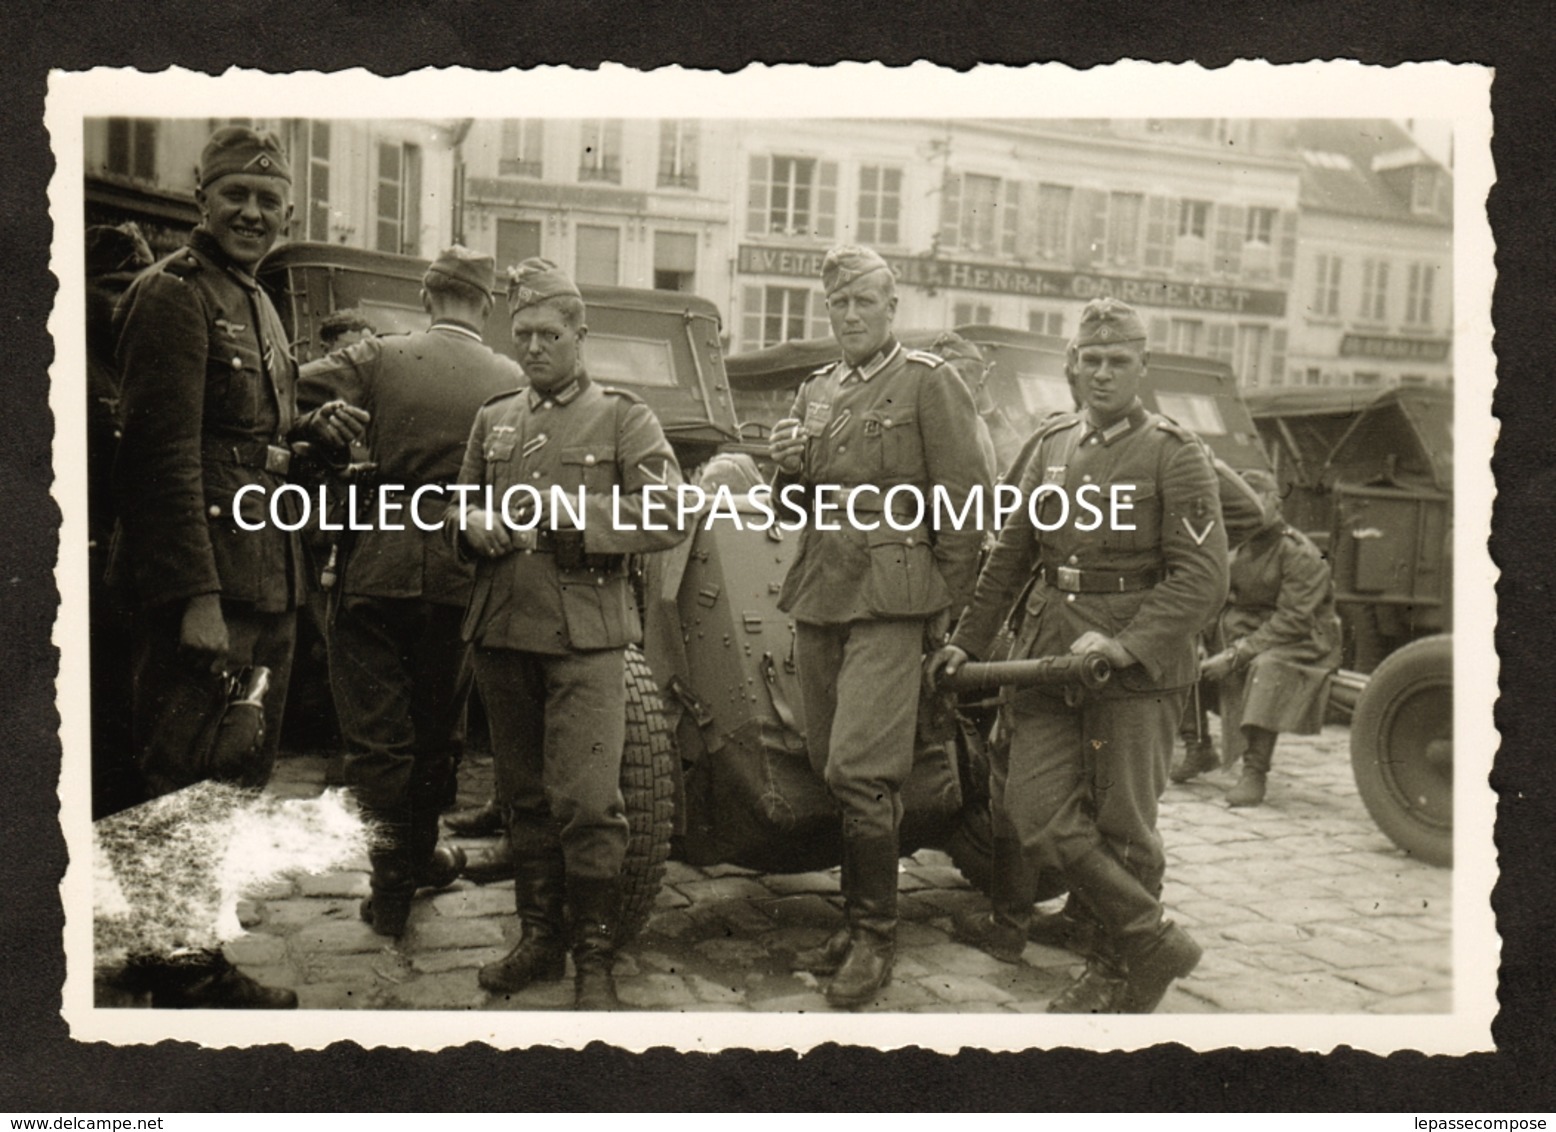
[
  {"xmin": 1052, "ymin": 847, "xmax": 1200, "ymax": 1015},
  {"xmin": 407, "ymin": 765, "xmax": 467, "ymax": 891},
  {"xmin": 1227, "ymin": 726, "xmax": 1276, "ymax": 807},
  {"xmin": 826, "ymin": 834, "xmax": 899, "ymax": 1010},
  {"xmin": 360, "ymin": 821, "xmax": 417, "ymax": 938},
  {"xmin": 794, "ymin": 845, "xmax": 853, "ymax": 975},
  {"xmin": 952, "ymin": 834, "xmax": 1032, "ymax": 963},
  {"xmin": 478, "ymin": 829, "xmax": 568, "ymax": 994},
  {"xmin": 569, "ymin": 874, "xmax": 622, "ymax": 1011}
]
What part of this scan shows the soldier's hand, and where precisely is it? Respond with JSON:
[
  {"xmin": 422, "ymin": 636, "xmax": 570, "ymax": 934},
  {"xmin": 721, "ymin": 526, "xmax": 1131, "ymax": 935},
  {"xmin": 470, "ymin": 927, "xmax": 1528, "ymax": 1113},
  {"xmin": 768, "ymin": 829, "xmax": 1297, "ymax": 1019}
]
[
  {"xmin": 1200, "ymin": 649, "xmax": 1237, "ymax": 682},
  {"xmin": 1070, "ymin": 630, "xmax": 1135, "ymax": 671},
  {"xmin": 180, "ymin": 593, "xmax": 229, "ymax": 674},
  {"xmin": 925, "ymin": 644, "xmax": 969, "ymax": 689},
  {"xmin": 463, "ymin": 508, "xmax": 515, "ymax": 560},
  {"xmin": 769, "ymin": 417, "xmax": 806, "ymax": 474},
  {"xmin": 308, "ymin": 400, "xmax": 371, "ymax": 447}
]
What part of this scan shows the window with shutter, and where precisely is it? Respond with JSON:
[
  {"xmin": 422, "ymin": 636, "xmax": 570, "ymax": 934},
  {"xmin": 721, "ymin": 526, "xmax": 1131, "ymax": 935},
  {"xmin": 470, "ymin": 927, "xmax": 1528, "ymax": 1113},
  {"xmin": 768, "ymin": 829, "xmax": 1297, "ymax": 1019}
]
[
  {"xmin": 1001, "ymin": 180, "xmax": 1023, "ymax": 258},
  {"xmin": 658, "ymin": 121, "xmax": 698, "ymax": 189},
  {"xmin": 1148, "ymin": 317, "xmax": 1170, "ymax": 348},
  {"xmin": 1143, "ymin": 195, "xmax": 1174, "ymax": 272},
  {"xmin": 1036, "ymin": 184, "xmax": 1072, "ymax": 261},
  {"xmin": 1277, "ymin": 211, "xmax": 1298, "ymax": 282},
  {"xmin": 500, "ymin": 120, "xmax": 544, "ymax": 178},
  {"xmin": 1072, "ymin": 188, "xmax": 1106, "ymax": 266},
  {"xmin": 1107, "ymin": 192, "xmax": 1143, "ymax": 266},
  {"xmin": 939, "ymin": 172, "xmax": 961, "ymax": 250},
  {"xmin": 1271, "ymin": 327, "xmax": 1288, "ymax": 383},
  {"xmin": 816, "ymin": 161, "xmax": 838, "ymax": 239},
  {"xmin": 747, "ymin": 156, "xmax": 771, "ymax": 235},
  {"xmin": 857, "ymin": 165, "xmax": 903, "ymax": 246},
  {"xmin": 1207, "ymin": 323, "xmax": 1236, "ymax": 364},
  {"xmin": 1212, "ymin": 204, "xmax": 1244, "ymax": 278}
]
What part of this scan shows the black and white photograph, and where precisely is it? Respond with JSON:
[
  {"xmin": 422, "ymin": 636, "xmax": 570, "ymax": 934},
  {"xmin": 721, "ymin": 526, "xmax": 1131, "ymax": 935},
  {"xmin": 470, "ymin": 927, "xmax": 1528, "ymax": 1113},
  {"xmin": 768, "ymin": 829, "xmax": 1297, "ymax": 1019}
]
[{"xmin": 47, "ymin": 63, "xmax": 1496, "ymax": 1054}]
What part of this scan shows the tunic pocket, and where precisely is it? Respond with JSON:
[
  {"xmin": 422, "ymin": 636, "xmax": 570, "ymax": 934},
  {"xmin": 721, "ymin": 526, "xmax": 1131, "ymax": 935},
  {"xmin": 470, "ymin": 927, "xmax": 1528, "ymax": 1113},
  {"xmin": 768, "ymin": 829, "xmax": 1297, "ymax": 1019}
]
[
  {"xmin": 560, "ymin": 444, "xmax": 617, "ymax": 492},
  {"xmin": 861, "ymin": 525, "xmax": 949, "ymax": 617}
]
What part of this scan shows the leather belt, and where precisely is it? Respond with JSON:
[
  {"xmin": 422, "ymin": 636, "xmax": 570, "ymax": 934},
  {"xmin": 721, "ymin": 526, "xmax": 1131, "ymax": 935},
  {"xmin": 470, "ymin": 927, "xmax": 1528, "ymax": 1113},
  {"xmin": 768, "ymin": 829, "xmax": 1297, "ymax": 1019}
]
[
  {"xmin": 1041, "ymin": 564, "xmax": 1162, "ymax": 594},
  {"xmin": 203, "ymin": 440, "xmax": 291, "ymax": 476}
]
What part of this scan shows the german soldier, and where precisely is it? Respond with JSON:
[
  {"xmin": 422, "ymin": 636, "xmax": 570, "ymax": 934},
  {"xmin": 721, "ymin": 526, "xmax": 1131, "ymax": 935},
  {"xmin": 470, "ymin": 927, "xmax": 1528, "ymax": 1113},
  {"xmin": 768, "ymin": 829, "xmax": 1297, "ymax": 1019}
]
[
  {"xmin": 1186, "ymin": 469, "xmax": 1343, "ymax": 806},
  {"xmin": 109, "ymin": 126, "xmax": 365, "ymax": 1008},
  {"xmin": 455, "ymin": 258, "xmax": 688, "ymax": 1009},
  {"xmin": 770, "ymin": 245, "xmax": 989, "ymax": 1009},
  {"xmin": 931, "ymin": 297, "xmax": 1228, "ymax": 1013},
  {"xmin": 297, "ymin": 246, "xmax": 524, "ymax": 937}
]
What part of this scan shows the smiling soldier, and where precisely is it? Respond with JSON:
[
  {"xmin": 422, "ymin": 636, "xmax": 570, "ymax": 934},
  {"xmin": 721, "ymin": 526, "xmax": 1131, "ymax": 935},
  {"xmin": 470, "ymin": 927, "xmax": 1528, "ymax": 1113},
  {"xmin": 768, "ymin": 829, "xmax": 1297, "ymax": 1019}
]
[
  {"xmin": 770, "ymin": 245, "xmax": 988, "ymax": 1010},
  {"xmin": 931, "ymin": 297, "xmax": 1229, "ymax": 1014},
  {"xmin": 109, "ymin": 126, "xmax": 365, "ymax": 1009}
]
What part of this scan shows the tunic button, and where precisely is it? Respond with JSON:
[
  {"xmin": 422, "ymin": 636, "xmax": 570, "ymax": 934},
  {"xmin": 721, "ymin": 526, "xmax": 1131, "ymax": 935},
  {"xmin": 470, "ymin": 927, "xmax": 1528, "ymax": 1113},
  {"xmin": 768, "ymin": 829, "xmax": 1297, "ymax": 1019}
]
[
  {"xmin": 1088, "ymin": 436, "xmax": 1098, "ymax": 445},
  {"xmin": 230, "ymin": 356, "xmax": 243, "ymax": 370},
  {"xmin": 837, "ymin": 444, "xmax": 847, "ymax": 453},
  {"xmin": 584, "ymin": 454, "xmax": 597, "ymax": 466},
  {"xmin": 1067, "ymin": 554, "xmax": 1078, "ymax": 565},
  {"xmin": 1082, "ymin": 474, "xmax": 1093, "ymax": 483},
  {"xmin": 208, "ymin": 504, "xmax": 222, "ymax": 518},
  {"xmin": 1066, "ymin": 594, "xmax": 1076, "ymax": 603},
  {"xmin": 532, "ymin": 471, "xmax": 542, "ymax": 479}
]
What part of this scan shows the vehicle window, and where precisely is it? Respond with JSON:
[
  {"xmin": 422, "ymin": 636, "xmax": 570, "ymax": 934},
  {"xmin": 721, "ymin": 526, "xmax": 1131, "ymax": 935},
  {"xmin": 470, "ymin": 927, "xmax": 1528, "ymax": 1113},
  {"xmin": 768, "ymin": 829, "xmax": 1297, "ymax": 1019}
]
[
  {"xmin": 585, "ymin": 333, "xmax": 677, "ymax": 388},
  {"xmin": 1014, "ymin": 372, "xmax": 1075, "ymax": 419},
  {"xmin": 1154, "ymin": 392, "xmax": 1227, "ymax": 435}
]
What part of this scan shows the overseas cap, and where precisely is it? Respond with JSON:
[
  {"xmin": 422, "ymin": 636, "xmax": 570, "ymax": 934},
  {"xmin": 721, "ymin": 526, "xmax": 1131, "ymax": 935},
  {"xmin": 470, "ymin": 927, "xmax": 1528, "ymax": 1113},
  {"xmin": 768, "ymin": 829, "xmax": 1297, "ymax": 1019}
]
[
  {"xmin": 506, "ymin": 256, "xmax": 583, "ymax": 314},
  {"xmin": 85, "ymin": 223, "xmax": 153, "ymax": 278},
  {"xmin": 1071, "ymin": 297, "xmax": 1147, "ymax": 348},
  {"xmin": 821, "ymin": 244, "xmax": 893, "ymax": 296},
  {"xmin": 199, "ymin": 125, "xmax": 292, "ymax": 188},
  {"xmin": 425, "ymin": 244, "xmax": 496, "ymax": 299}
]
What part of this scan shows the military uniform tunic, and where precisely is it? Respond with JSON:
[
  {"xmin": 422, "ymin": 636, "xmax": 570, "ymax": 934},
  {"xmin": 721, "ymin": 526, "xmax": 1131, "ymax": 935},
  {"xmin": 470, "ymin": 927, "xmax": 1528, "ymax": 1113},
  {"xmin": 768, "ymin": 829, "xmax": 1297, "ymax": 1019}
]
[
  {"xmin": 952, "ymin": 400, "xmax": 1228, "ymax": 915},
  {"xmin": 111, "ymin": 227, "xmax": 304, "ymax": 797},
  {"xmin": 777, "ymin": 340, "xmax": 990, "ymax": 839},
  {"xmin": 453, "ymin": 370, "xmax": 687, "ymax": 879},
  {"xmin": 1215, "ymin": 521, "xmax": 1342, "ymax": 762},
  {"xmin": 297, "ymin": 323, "xmax": 523, "ymax": 823}
]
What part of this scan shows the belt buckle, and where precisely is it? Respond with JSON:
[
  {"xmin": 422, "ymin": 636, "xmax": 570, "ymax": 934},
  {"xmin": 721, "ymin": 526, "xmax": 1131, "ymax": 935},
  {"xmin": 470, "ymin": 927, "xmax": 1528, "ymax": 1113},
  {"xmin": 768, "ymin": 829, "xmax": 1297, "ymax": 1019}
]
[
  {"xmin": 1055, "ymin": 565, "xmax": 1082, "ymax": 592},
  {"xmin": 264, "ymin": 444, "xmax": 291, "ymax": 475}
]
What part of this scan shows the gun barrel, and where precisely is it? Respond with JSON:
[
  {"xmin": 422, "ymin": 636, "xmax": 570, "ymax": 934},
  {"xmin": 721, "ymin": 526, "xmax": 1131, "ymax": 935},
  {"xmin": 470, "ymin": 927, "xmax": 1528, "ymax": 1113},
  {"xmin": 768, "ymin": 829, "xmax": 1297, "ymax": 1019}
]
[{"xmin": 939, "ymin": 652, "xmax": 1112, "ymax": 693}]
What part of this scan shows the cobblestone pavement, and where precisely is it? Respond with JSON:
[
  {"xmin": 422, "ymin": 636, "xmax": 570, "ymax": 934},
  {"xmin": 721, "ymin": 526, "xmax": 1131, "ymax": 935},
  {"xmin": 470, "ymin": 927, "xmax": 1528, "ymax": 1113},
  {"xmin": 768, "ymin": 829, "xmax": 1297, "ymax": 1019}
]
[{"xmin": 241, "ymin": 723, "xmax": 1452, "ymax": 1014}]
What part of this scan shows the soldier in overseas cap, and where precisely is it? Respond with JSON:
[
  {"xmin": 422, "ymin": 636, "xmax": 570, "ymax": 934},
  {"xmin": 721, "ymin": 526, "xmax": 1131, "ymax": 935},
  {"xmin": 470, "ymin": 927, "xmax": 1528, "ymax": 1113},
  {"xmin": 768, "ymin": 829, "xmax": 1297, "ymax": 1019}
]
[
  {"xmin": 453, "ymin": 256, "xmax": 689, "ymax": 1010},
  {"xmin": 107, "ymin": 125, "xmax": 367, "ymax": 1009},
  {"xmin": 931, "ymin": 295, "xmax": 1229, "ymax": 1014},
  {"xmin": 1182, "ymin": 469, "xmax": 1343, "ymax": 807},
  {"xmin": 770, "ymin": 245, "xmax": 991, "ymax": 1009},
  {"xmin": 297, "ymin": 245, "xmax": 523, "ymax": 938}
]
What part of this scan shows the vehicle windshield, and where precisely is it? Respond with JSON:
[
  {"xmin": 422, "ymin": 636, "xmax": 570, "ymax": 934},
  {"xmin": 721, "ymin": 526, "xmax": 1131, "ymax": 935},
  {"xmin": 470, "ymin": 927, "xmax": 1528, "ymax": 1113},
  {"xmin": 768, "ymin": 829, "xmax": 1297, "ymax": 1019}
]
[
  {"xmin": 1154, "ymin": 392, "xmax": 1228, "ymax": 435},
  {"xmin": 585, "ymin": 333, "xmax": 677, "ymax": 388}
]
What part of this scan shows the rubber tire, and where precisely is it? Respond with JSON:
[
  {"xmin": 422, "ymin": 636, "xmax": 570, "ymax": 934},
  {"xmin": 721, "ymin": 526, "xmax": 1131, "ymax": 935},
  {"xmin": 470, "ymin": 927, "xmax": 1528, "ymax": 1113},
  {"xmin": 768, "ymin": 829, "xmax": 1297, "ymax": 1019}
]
[
  {"xmin": 614, "ymin": 645, "xmax": 678, "ymax": 946},
  {"xmin": 1350, "ymin": 634, "xmax": 1453, "ymax": 867}
]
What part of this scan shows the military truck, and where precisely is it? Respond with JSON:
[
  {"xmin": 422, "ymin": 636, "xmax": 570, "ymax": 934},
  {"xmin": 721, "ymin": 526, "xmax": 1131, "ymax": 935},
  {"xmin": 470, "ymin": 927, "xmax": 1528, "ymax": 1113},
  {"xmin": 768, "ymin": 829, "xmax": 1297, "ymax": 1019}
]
[
  {"xmin": 1245, "ymin": 384, "xmax": 1454, "ymax": 867},
  {"xmin": 257, "ymin": 243, "xmax": 1042, "ymax": 941},
  {"xmin": 726, "ymin": 326, "xmax": 1273, "ymax": 479}
]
